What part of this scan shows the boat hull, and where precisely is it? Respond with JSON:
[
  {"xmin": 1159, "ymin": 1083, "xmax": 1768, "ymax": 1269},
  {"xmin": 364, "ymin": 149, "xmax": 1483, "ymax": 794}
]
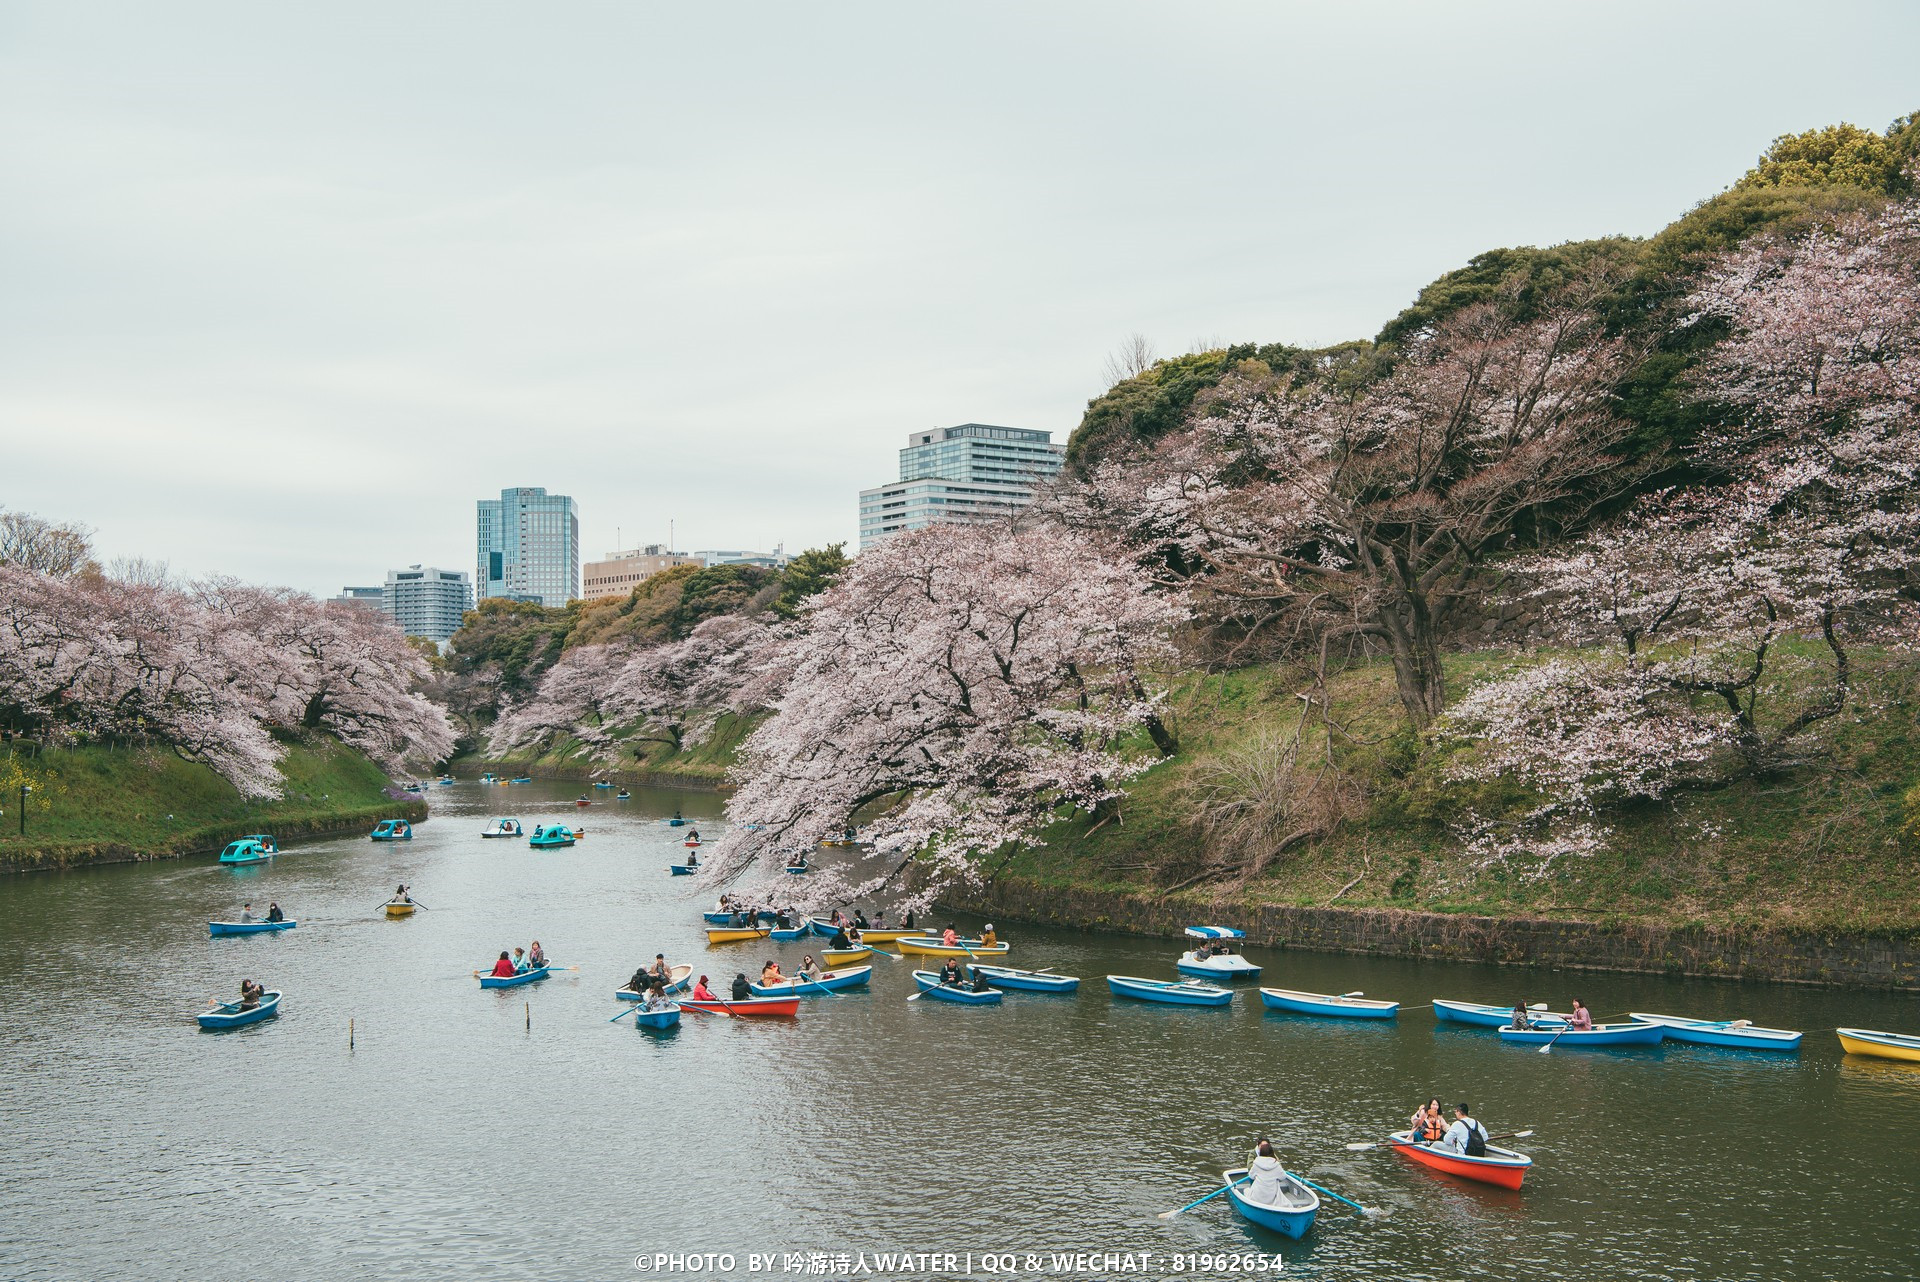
[
  {"xmin": 911, "ymin": 971, "xmax": 1002, "ymax": 1004},
  {"xmin": 1498, "ymin": 1022, "xmax": 1664, "ymax": 1048},
  {"xmin": 968, "ymin": 966, "xmax": 1079, "ymax": 993},
  {"xmin": 681, "ymin": 995, "xmax": 800, "ymax": 1017},
  {"xmin": 384, "ymin": 903, "xmax": 416, "ymax": 918},
  {"xmin": 198, "ymin": 991, "xmax": 282, "ymax": 1029},
  {"xmin": 1434, "ymin": 999, "xmax": 1568, "ymax": 1029},
  {"xmin": 809, "ymin": 920, "xmax": 920, "ymax": 941},
  {"xmin": 480, "ymin": 966, "xmax": 551, "ymax": 989},
  {"xmin": 749, "ymin": 965, "xmax": 872, "ymax": 997},
  {"xmin": 893, "ymin": 938, "xmax": 1010, "ymax": 959},
  {"xmin": 1388, "ymin": 1132, "xmax": 1530, "ymax": 1190},
  {"xmin": 1837, "ymin": 1028, "xmax": 1920, "ymax": 1063},
  {"xmin": 1223, "ymin": 1168, "xmax": 1317, "ymax": 1239},
  {"xmin": 208, "ymin": 920, "xmax": 296, "ymax": 937},
  {"xmin": 1177, "ymin": 955, "xmax": 1263, "ymax": 979},
  {"xmin": 706, "ymin": 927, "xmax": 774, "ymax": 944},
  {"xmin": 1258, "ymin": 987, "xmax": 1397, "ymax": 1018},
  {"xmin": 1106, "ymin": 975, "xmax": 1232, "ymax": 1006},
  {"xmin": 613, "ymin": 966, "xmax": 693, "ymax": 999},
  {"xmin": 821, "ymin": 946, "xmax": 874, "ymax": 966},
  {"xmin": 669, "ymin": 865, "xmax": 697, "ymax": 875},
  {"xmin": 1629, "ymin": 1012, "xmax": 1802, "ymax": 1051},
  {"xmin": 632, "ymin": 1006, "xmax": 681, "ymax": 1030}
]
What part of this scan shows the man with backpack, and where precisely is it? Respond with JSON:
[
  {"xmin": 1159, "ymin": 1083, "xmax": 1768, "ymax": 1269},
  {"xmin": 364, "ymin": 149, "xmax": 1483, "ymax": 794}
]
[{"xmin": 1436, "ymin": 1102, "xmax": 1489, "ymax": 1156}]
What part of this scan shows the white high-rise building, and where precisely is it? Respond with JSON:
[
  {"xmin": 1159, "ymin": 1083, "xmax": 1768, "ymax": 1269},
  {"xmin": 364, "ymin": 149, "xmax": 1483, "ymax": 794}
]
[
  {"xmin": 383, "ymin": 566, "xmax": 472, "ymax": 643},
  {"xmin": 856, "ymin": 423, "xmax": 1064, "ymax": 549}
]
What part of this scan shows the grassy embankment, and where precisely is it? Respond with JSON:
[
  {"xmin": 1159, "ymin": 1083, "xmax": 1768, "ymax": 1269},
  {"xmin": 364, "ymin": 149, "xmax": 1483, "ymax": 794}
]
[
  {"xmin": 1010, "ymin": 645, "xmax": 1920, "ymax": 938},
  {"xmin": 466, "ymin": 712, "xmax": 758, "ymax": 787},
  {"xmin": 0, "ymin": 739, "xmax": 419, "ymax": 871}
]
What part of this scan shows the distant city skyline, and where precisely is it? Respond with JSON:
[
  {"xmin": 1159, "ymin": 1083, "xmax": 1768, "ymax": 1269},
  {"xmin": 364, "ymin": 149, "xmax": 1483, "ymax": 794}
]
[{"xmin": 5, "ymin": 3, "xmax": 1918, "ymax": 593}]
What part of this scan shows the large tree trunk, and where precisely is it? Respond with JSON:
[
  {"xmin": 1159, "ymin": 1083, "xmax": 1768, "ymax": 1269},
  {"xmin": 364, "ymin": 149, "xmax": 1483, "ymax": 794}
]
[{"xmin": 1375, "ymin": 597, "xmax": 1446, "ymax": 730}]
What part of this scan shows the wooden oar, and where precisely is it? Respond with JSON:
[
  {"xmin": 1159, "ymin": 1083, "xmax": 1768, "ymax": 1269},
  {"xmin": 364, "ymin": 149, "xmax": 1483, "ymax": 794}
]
[
  {"xmin": 1157, "ymin": 1175, "xmax": 1249, "ymax": 1219},
  {"xmin": 1293, "ymin": 1175, "xmax": 1382, "ymax": 1218},
  {"xmin": 1345, "ymin": 1129, "xmax": 1531, "ymax": 1153},
  {"xmin": 607, "ymin": 1005, "xmax": 640, "ymax": 1022}
]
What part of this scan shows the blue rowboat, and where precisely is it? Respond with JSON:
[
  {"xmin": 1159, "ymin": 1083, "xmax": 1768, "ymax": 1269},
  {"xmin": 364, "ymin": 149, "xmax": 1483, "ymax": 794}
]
[
  {"xmin": 1259, "ymin": 987, "xmax": 1398, "ymax": 1019},
  {"xmin": 1184, "ymin": 925, "xmax": 1246, "ymax": 940},
  {"xmin": 1107, "ymin": 975, "xmax": 1232, "ymax": 1007},
  {"xmin": 510, "ymin": 776, "xmax": 533, "ymax": 784},
  {"xmin": 369, "ymin": 819, "xmax": 412, "ymax": 841},
  {"xmin": 1498, "ymin": 1021, "xmax": 1664, "ymax": 1048},
  {"xmin": 669, "ymin": 864, "xmax": 698, "ymax": 876},
  {"xmin": 1629, "ymin": 1012, "xmax": 1802, "ymax": 1051},
  {"xmin": 911, "ymin": 970, "xmax": 1003, "ymax": 1004},
  {"xmin": 769, "ymin": 925, "xmax": 810, "ymax": 941},
  {"xmin": 480, "ymin": 966, "xmax": 551, "ymax": 990},
  {"xmin": 592, "ymin": 781, "xmax": 614, "ymax": 789},
  {"xmin": 198, "ymin": 991, "xmax": 281, "ymax": 1029},
  {"xmin": 749, "ymin": 965, "xmax": 872, "ymax": 997},
  {"xmin": 614, "ymin": 966, "xmax": 693, "ymax": 999},
  {"xmin": 704, "ymin": 911, "xmax": 778, "ymax": 925},
  {"xmin": 615, "ymin": 791, "xmax": 631, "ymax": 799},
  {"xmin": 1434, "ymin": 998, "xmax": 1569, "ymax": 1029},
  {"xmin": 664, "ymin": 818, "xmax": 687, "ymax": 827},
  {"xmin": 632, "ymin": 1005, "xmax": 681, "ymax": 1030},
  {"xmin": 969, "ymin": 965, "xmax": 1079, "ymax": 993},
  {"xmin": 784, "ymin": 864, "xmax": 809, "ymax": 875},
  {"xmin": 208, "ymin": 920, "xmax": 296, "ymax": 937},
  {"xmin": 1222, "ymin": 1167, "xmax": 1319, "ymax": 1239},
  {"xmin": 218, "ymin": 838, "xmax": 272, "ymax": 866}
]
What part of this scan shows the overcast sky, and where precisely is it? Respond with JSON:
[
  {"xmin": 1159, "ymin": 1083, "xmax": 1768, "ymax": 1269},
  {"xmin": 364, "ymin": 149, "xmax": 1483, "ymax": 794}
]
[{"xmin": 3, "ymin": 2, "xmax": 1916, "ymax": 593}]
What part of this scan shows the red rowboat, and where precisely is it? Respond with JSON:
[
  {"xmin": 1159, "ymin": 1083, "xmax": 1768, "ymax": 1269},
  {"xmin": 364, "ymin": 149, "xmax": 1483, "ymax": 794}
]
[
  {"xmin": 1388, "ymin": 1130, "xmax": 1531, "ymax": 1190},
  {"xmin": 679, "ymin": 995, "xmax": 800, "ymax": 1018}
]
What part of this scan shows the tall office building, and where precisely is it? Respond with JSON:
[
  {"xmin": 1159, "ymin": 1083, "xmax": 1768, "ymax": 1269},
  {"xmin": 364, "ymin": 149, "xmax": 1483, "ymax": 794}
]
[
  {"xmin": 383, "ymin": 565, "xmax": 473, "ymax": 643},
  {"xmin": 476, "ymin": 486, "xmax": 580, "ymax": 607},
  {"xmin": 857, "ymin": 423, "xmax": 1065, "ymax": 549}
]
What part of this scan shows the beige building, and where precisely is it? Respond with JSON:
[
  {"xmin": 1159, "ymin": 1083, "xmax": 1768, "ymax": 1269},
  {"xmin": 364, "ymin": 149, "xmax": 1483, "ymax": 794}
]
[{"xmin": 580, "ymin": 546, "xmax": 700, "ymax": 601}]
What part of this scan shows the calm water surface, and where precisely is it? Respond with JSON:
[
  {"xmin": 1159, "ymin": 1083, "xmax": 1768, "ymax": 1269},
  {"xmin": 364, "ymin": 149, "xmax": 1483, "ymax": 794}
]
[{"xmin": 2, "ymin": 781, "xmax": 1917, "ymax": 1281}]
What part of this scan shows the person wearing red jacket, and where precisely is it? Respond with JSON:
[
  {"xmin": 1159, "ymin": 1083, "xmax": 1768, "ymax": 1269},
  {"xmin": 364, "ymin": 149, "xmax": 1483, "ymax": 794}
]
[{"xmin": 489, "ymin": 951, "xmax": 516, "ymax": 978}]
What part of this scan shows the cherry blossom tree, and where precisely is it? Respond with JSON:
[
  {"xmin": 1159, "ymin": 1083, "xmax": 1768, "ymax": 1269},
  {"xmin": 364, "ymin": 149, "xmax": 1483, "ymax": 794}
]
[{"xmin": 708, "ymin": 522, "xmax": 1184, "ymax": 908}]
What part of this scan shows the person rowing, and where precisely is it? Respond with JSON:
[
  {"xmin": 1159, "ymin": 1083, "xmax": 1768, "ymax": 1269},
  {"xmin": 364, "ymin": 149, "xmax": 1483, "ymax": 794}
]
[
  {"xmin": 845, "ymin": 925, "xmax": 864, "ymax": 948},
  {"xmin": 646, "ymin": 953, "xmax": 672, "ymax": 987},
  {"xmin": 1508, "ymin": 1002, "xmax": 1533, "ymax": 1030},
  {"xmin": 1569, "ymin": 998, "xmax": 1593, "ymax": 1030},
  {"xmin": 796, "ymin": 954, "xmax": 819, "ymax": 980},
  {"xmin": 760, "ymin": 959, "xmax": 785, "ymax": 986},
  {"xmin": 828, "ymin": 924, "xmax": 853, "ymax": 949},
  {"xmin": 692, "ymin": 974, "xmax": 717, "ymax": 1001},
  {"xmin": 940, "ymin": 925, "xmax": 959, "ymax": 947},
  {"xmin": 1434, "ymin": 1103, "xmax": 1489, "ymax": 1155},
  {"xmin": 1410, "ymin": 1097, "xmax": 1446, "ymax": 1143},
  {"xmin": 774, "ymin": 907, "xmax": 793, "ymax": 929},
  {"xmin": 238, "ymin": 978, "xmax": 264, "ymax": 1010},
  {"xmin": 938, "ymin": 958, "xmax": 964, "ymax": 986},
  {"xmin": 237, "ymin": 903, "xmax": 256, "ymax": 924},
  {"xmin": 684, "ymin": 849, "xmax": 699, "ymax": 868},
  {"xmin": 390, "ymin": 884, "xmax": 411, "ymax": 905},
  {"xmin": 492, "ymin": 952, "xmax": 518, "ymax": 978},
  {"xmin": 1243, "ymin": 1138, "xmax": 1288, "ymax": 1205}
]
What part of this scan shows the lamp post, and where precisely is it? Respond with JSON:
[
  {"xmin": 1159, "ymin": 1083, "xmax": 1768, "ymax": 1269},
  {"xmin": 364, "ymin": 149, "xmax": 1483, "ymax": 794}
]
[{"xmin": 17, "ymin": 783, "xmax": 29, "ymax": 837}]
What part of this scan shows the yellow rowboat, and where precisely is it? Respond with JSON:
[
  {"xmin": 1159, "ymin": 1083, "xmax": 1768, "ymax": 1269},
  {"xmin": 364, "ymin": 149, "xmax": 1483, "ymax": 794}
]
[
  {"xmin": 892, "ymin": 937, "xmax": 1010, "ymax": 959},
  {"xmin": 384, "ymin": 903, "xmax": 416, "ymax": 918},
  {"xmin": 706, "ymin": 927, "xmax": 774, "ymax": 945},
  {"xmin": 1837, "ymin": 1027, "xmax": 1920, "ymax": 1063},
  {"xmin": 821, "ymin": 946, "xmax": 873, "ymax": 966}
]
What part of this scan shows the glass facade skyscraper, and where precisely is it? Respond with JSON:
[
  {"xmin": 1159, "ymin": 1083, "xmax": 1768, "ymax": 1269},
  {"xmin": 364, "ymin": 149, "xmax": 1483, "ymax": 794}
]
[
  {"xmin": 476, "ymin": 487, "xmax": 580, "ymax": 607},
  {"xmin": 857, "ymin": 423, "xmax": 1064, "ymax": 549}
]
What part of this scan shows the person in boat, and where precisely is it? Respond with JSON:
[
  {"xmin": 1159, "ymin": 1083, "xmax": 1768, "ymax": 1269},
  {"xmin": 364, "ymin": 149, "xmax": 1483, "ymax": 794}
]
[
  {"xmin": 266, "ymin": 902, "xmax": 284, "ymax": 923},
  {"xmin": 903, "ymin": 910, "xmax": 916, "ymax": 929},
  {"xmin": 238, "ymin": 978, "xmax": 263, "ymax": 1010},
  {"xmin": 685, "ymin": 850, "xmax": 699, "ymax": 868},
  {"xmin": 828, "ymin": 909, "xmax": 845, "ymax": 929},
  {"xmin": 872, "ymin": 911, "xmax": 886, "ymax": 929},
  {"xmin": 577, "ymin": 793, "xmax": 588, "ymax": 803},
  {"xmin": 1410, "ymin": 1098, "xmax": 1447, "ymax": 1143},
  {"xmin": 686, "ymin": 828, "xmax": 700, "ymax": 843},
  {"xmin": 692, "ymin": 975, "xmax": 717, "ymax": 1001},
  {"xmin": 512, "ymin": 947, "xmax": 529, "ymax": 974},
  {"xmin": 1244, "ymin": 1139, "xmax": 1287, "ymax": 1205},
  {"xmin": 393, "ymin": 884, "xmax": 411, "ymax": 904},
  {"xmin": 238, "ymin": 903, "xmax": 256, "ymax": 924},
  {"xmin": 1435, "ymin": 1103, "xmax": 1489, "ymax": 1156},
  {"xmin": 981, "ymin": 923, "xmax": 998, "ymax": 947},
  {"xmin": 1569, "ymin": 999, "xmax": 1594, "ymax": 1030},
  {"xmin": 940, "ymin": 925, "xmax": 959, "ymax": 947},
  {"xmin": 626, "ymin": 965, "xmax": 652, "ymax": 994},
  {"xmin": 1508, "ymin": 1003, "xmax": 1533, "ymax": 1030},
  {"xmin": 760, "ymin": 959, "xmax": 785, "ymax": 986},
  {"xmin": 643, "ymin": 984, "xmax": 675, "ymax": 1012},
  {"xmin": 796, "ymin": 954, "xmax": 819, "ymax": 980},
  {"xmin": 528, "ymin": 940, "xmax": 548, "ymax": 969},
  {"xmin": 845, "ymin": 925, "xmax": 864, "ymax": 948},
  {"xmin": 938, "ymin": 958, "xmax": 964, "ymax": 986},
  {"xmin": 854, "ymin": 909, "xmax": 870, "ymax": 929},
  {"xmin": 646, "ymin": 953, "xmax": 672, "ymax": 986},
  {"xmin": 828, "ymin": 924, "xmax": 853, "ymax": 949},
  {"xmin": 730, "ymin": 972, "xmax": 752, "ymax": 1000},
  {"xmin": 492, "ymin": 952, "xmax": 518, "ymax": 978},
  {"xmin": 774, "ymin": 908, "xmax": 793, "ymax": 930},
  {"xmin": 969, "ymin": 966, "xmax": 992, "ymax": 993}
]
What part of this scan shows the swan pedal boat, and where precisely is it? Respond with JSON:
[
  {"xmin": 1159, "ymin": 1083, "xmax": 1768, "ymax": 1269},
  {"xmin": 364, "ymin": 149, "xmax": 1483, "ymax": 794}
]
[
  {"xmin": 911, "ymin": 970, "xmax": 1003, "ymax": 1004},
  {"xmin": 892, "ymin": 937, "xmax": 1010, "ymax": 959},
  {"xmin": 1497, "ymin": 1021, "xmax": 1664, "ymax": 1048},
  {"xmin": 199, "ymin": 991, "xmax": 282, "ymax": 1029},
  {"xmin": 384, "ymin": 902, "xmax": 416, "ymax": 918},
  {"xmin": 480, "ymin": 965, "xmax": 551, "ymax": 989},
  {"xmin": 1836, "ymin": 1027, "xmax": 1920, "ymax": 1063},
  {"xmin": 209, "ymin": 919, "xmax": 296, "ymax": 937},
  {"xmin": 631, "ymin": 1004, "xmax": 681, "ymax": 1030},
  {"xmin": 1258, "ymin": 987, "xmax": 1397, "ymax": 1018},
  {"xmin": 681, "ymin": 994, "xmax": 800, "ymax": 1017},
  {"xmin": 748, "ymin": 965, "xmax": 872, "ymax": 997},
  {"xmin": 1106, "ymin": 975, "xmax": 1233, "ymax": 1006},
  {"xmin": 1629, "ymin": 1011, "xmax": 1802, "ymax": 1051},
  {"xmin": 613, "ymin": 965, "xmax": 693, "ymax": 999},
  {"xmin": 1176, "ymin": 951, "xmax": 1262, "ymax": 979},
  {"xmin": 1434, "ymin": 998, "xmax": 1569, "ymax": 1029},
  {"xmin": 1388, "ymin": 1130, "xmax": 1531, "ymax": 1189},
  {"xmin": 1222, "ymin": 1167, "xmax": 1318, "ymax": 1239},
  {"xmin": 969, "ymin": 965, "xmax": 1079, "ymax": 993}
]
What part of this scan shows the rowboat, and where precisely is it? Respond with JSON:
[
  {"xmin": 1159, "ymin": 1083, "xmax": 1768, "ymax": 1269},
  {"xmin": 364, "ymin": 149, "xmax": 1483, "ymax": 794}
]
[
  {"xmin": 681, "ymin": 995, "xmax": 800, "ymax": 1017},
  {"xmin": 384, "ymin": 902, "xmax": 416, "ymax": 918},
  {"xmin": 1222, "ymin": 1167, "xmax": 1318, "ymax": 1239},
  {"xmin": 593, "ymin": 780, "xmax": 614, "ymax": 789},
  {"xmin": 809, "ymin": 919, "xmax": 921, "ymax": 941},
  {"xmin": 769, "ymin": 924, "xmax": 810, "ymax": 941},
  {"xmin": 1107, "ymin": 975, "xmax": 1232, "ymax": 1007},
  {"xmin": 683, "ymin": 839, "xmax": 701, "ymax": 848},
  {"xmin": 1433, "ymin": 998, "xmax": 1569, "ymax": 1029},
  {"xmin": 480, "ymin": 818, "xmax": 523, "ymax": 838},
  {"xmin": 669, "ymin": 864, "xmax": 698, "ymax": 876},
  {"xmin": 1836, "ymin": 1027, "xmax": 1920, "ymax": 1063},
  {"xmin": 632, "ymin": 1004, "xmax": 681, "ymax": 1030},
  {"xmin": 893, "ymin": 937, "xmax": 1011, "ymax": 959},
  {"xmin": 480, "ymin": 965, "xmax": 551, "ymax": 989},
  {"xmin": 218, "ymin": 839, "xmax": 272, "ymax": 866},
  {"xmin": 1259, "ymin": 987, "xmax": 1398, "ymax": 1018},
  {"xmin": 613, "ymin": 965, "xmax": 694, "ymax": 999},
  {"xmin": 510, "ymin": 776, "xmax": 532, "ymax": 783},
  {"xmin": 208, "ymin": 919, "xmax": 296, "ymax": 937},
  {"xmin": 574, "ymin": 799, "xmax": 591, "ymax": 807},
  {"xmin": 969, "ymin": 965, "xmax": 1079, "ymax": 993},
  {"xmin": 1630, "ymin": 1011, "xmax": 1803, "ymax": 1051},
  {"xmin": 749, "ymin": 965, "xmax": 872, "ymax": 997},
  {"xmin": 911, "ymin": 970, "xmax": 1003, "ymax": 1004},
  {"xmin": 708, "ymin": 910, "xmax": 777, "ymax": 925},
  {"xmin": 369, "ymin": 819, "xmax": 412, "ymax": 841},
  {"xmin": 1388, "ymin": 1131, "xmax": 1531, "ymax": 1190},
  {"xmin": 198, "ymin": 991, "xmax": 282, "ymax": 1029},
  {"xmin": 707, "ymin": 927, "xmax": 772, "ymax": 944},
  {"xmin": 1176, "ymin": 950, "xmax": 1263, "ymax": 979},
  {"xmin": 784, "ymin": 864, "xmax": 809, "ymax": 875},
  {"xmin": 665, "ymin": 817, "xmax": 687, "ymax": 826},
  {"xmin": 615, "ymin": 791, "xmax": 631, "ymax": 800},
  {"xmin": 1498, "ymin": 1021, "xmax": 1664, "ymax": 1048},
  {"xmin": 821, "ymin": 946, "xmax": 874, "ymax": 966}
]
